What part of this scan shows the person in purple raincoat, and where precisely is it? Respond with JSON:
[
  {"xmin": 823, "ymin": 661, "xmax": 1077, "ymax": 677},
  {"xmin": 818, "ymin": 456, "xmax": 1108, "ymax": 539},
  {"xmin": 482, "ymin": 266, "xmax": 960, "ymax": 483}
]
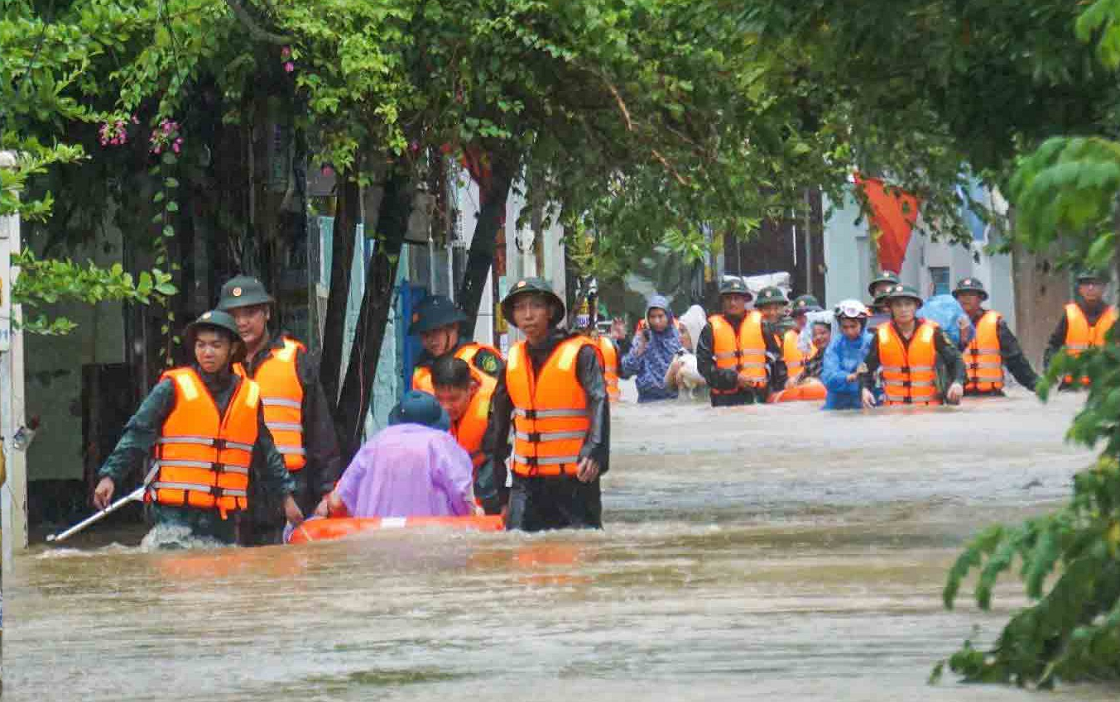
[{"xmin": 326, "ymin": 391, "xmax": 481, "ymax": 518}]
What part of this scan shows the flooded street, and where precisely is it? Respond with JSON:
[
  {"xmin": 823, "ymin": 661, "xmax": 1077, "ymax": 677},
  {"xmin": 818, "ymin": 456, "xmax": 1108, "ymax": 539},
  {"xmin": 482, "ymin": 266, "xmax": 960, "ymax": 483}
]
[{"xmin": 5, "ymin": 391, "xmax": 1117, "ymax": 700}]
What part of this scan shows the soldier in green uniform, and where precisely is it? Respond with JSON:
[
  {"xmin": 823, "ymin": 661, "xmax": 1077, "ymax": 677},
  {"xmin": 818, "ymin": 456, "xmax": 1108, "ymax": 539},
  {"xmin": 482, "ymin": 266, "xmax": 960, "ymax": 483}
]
[{"xmin": 92, "ymin": 311, "xmax": 300, "ymax": 545}]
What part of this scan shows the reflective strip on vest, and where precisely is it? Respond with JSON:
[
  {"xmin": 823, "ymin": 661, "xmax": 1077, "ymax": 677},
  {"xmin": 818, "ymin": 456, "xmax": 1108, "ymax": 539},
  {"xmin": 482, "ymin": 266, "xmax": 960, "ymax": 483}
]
[
  {"xmin": 506, "ymin": 338, "xmax": 593, "ymax": 478},
  {"xmin": 152, "ymin": 368, "xmax": 258, "ymax": 518},
  {"xmin": 246, "ymin": 338, "xmax": 307, "ymax": 471},
  {"xmin": 1062, "ymin": 303, "xmax": 1118, "ymax": 386},
  {"xmin": 965, "ymin": 310, "xmax": 1004, "ymax": 392},
  {"xmin": 709, "ymin": 312, "xmax": 768, "ymax": 394},
  {"xmin": 878, "ymin": 322, "xmax": 942, "ymax": 406}
]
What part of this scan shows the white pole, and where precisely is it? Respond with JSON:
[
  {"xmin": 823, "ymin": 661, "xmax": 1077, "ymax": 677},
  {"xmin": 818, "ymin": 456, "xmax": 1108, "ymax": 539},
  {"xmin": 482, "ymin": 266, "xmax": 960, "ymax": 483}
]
[{"xmin": 1, "ymin": 151, "xmax": 28, "ymax": 563}]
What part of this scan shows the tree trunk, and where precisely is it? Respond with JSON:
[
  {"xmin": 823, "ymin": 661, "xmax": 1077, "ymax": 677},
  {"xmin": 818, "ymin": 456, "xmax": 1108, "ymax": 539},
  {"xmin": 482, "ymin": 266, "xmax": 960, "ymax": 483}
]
[
  {"xmin": 456, "ymin": 154, "xmax": 517, "ymax": 332},
  {"xmin": 319, "ymin": 176, "xmax": 359, "ymax": 404},
  {"xmin": 333, "ymin": 171, "xmax": 411, "ymax": 463}
]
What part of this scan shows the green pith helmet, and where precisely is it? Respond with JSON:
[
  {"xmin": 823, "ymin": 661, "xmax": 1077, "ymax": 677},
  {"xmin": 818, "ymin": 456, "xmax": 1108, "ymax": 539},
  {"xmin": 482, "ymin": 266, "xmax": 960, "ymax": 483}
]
[
  {"xmin": 1076, "ymin": 269, "xmax": 1110, "ymax": 284},
  {"xmin": 952, "ymin": 277, "xmax": 989, "ymax": 301},
  {"xmin": 790, "ymin": 294, "xmax": 822, "ymax": 315},
  {"xmin": 867, "ymin": 270, "xmax": 900, "ymax": 297},
  {"xmin": 718, "ymin": 276, "xmax": 753, "ymax": 299},
  {"xmin": 184, "ymin": 310, "xmax": 245, "ymax": 362},
  {"xmin": 501, "ymin": 277, "xmax": 566, "ymax": 327},
  {"xmin": 754, "ymin": 286, "xmax": 788, "ymax": 307},
  {"xmin": 882, "ymin": 283, "xmax": 923, "ymax": 305},
  {"xmin": 409, "ymin": 294, "xmax": 467, "ymax": 335},
  {"xmin": 216, "ymin": 274, "xmax": 274, "ymax": 310}
]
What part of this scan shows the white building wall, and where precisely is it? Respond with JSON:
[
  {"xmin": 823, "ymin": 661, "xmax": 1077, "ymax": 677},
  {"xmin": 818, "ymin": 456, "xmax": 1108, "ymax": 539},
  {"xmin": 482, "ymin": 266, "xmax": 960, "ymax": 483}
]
[{"xmin": 823, "ymin": 183, "xmax": 1016, "ymax": 327}]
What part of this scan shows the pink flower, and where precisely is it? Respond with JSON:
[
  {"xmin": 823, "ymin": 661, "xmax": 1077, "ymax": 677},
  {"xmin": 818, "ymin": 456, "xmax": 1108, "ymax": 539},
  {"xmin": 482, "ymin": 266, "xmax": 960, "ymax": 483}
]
[
  {"xmin": 172, "ymin": 143, "xmax": 180, "ymax": 154},
  {"xmin": 281, "ymin": 46, "xmax": 291, "ymax": 59},
  {"xmin": 284, "ymin": 62, "xmax": 295, "ymax": 73},
  {"xmin": 131, "ymin": 115, "xmax": 139, "ymax": 124},
  {"xmin": 321, "ymin": 165, "xmax": 335, "ymax": 178}
]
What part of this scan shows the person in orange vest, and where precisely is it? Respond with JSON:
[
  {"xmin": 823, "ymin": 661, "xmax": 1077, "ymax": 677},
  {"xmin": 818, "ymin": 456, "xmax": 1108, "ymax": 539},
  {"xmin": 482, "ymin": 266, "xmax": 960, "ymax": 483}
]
[
  {"xmin": 484, "ymin": 277, "xmax": 609, "ymax": 530},
  {"xmin": 409, "ymin": 295, "xmax": 503, "ymax": 394},
  {"xmin": 92, "ymin": 311, "xmax": 302, "ymax": 545},
  {"xmin": 697, "ymin": 278, "xmax": 787, "ymax": 406},
  {"xmin": 431, "ymin": 356, "xmax": 499, "ymax": 512},
  {"xmin": 784, "ymin": 294, "xmax": 823, "ymax": 383},
  {"xmin": 574, "ymin": 299, "xmax": 622, "ymax": 403},
  {"xmin": 952, "ymin": 277, "xmax": 1038, "ymax": 396},
  {"xmin": 1045, "ymin": 270, "xmax": 1118, "ymax": 389},
  {"xmin": 860, "ymin": 285, "xmax": 966, "ymax": 408},
  {"xmin": 216, "ymin": 275, "xmax": 341, "ymax": 546}
]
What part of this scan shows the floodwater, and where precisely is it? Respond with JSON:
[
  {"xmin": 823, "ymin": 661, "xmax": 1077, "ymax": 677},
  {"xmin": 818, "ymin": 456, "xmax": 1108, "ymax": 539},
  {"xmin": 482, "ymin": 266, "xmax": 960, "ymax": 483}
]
[{"xmin": 4, "ymin": 390, "xmax": 1118, "ymax": 700}]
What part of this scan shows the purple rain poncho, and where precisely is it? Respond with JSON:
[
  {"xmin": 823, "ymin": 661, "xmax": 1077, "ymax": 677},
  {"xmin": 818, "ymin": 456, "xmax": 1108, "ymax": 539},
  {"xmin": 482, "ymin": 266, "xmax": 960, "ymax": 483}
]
[{"xmin": 334, "ymin": 424, "xmax": 475, "ymax": 518}]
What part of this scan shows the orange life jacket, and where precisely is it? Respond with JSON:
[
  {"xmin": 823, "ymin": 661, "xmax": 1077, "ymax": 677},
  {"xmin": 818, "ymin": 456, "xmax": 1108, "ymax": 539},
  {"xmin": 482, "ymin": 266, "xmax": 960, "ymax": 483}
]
[
  {"xmin": 235, "ymin": 337, "xmax": 306, "ymax": 471},
  {"xmin": 965, "ymin": 310, "xmax": 1003, "ymax": 393},
  {"xmin": 450, "ymin": 373, "xmax": 496, "ymax": 473},
  {"xmin": 1063, "ymin": 303, "xmax": 1118, "ymax": 386},
  {"xmin": 149, "ymin": 368, "xmax": 260, "ymax": 518},
  {"xmin": 594, "ymin": 335, "xmax": 620, "ymax": 402},
  {"xmin": 412, "ymin": 342, "xmax": 504, "ymax": 394},
  {"xmin": 708, "ymin": 312, "xmax": 768, "ymax": 394},
  {"xmin": 505, "ymin": 337, "xmax": 598, "ymax": 478},
  {"xmin": 877, "ymin": 321, "xmax": 941, "ymax": 406},
  {"xmin": 783, "ymin": 328, "xmax": 818, "ymax": 381}
]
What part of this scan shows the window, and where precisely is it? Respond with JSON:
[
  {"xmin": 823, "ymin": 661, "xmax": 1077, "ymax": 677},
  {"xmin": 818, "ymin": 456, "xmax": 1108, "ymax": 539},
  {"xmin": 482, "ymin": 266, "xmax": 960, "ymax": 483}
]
[{"xmin": 929, "ymin": 266, "xmax": 950, "ymax": 296}]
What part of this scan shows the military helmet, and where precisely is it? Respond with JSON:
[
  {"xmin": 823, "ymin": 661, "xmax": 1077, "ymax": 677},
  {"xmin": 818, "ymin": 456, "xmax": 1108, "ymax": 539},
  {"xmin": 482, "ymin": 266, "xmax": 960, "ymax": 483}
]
[
  {"xmin": 952, "ymin": 277, "xmax": 988, "ymax": 301},
  {"xmin": 184, "ymin": 310, "xmax": 246, "ymax": 362},
  {"xmin": 790, "ymin": 294, "xmax": 822, "ymax": 315},
  {"xmin": 1076, "ymin": 268, "xmax": 1110, "ymax": 284},
  {"xmin": 882, "ymin": 283, "xmax": 923, "ymax": 305},
  {"xmin": 216, "ymin": 274, "xmax": 274, "ymax": 310},
  {"xmin": 754, "ymin": 286, "xmax": 788, "ymax": 307},
  {"xmin": 718, "ymin": 276, "xmax": 753, "ymax": 299},
  {"xmin": 501, "ymin": 277, "xmax": 566, "ymax": 327},
  {"xmin": 409, "ymin": 294, "xmax": 468, "ymax": 335},
  {"xmin": 867, "ymin": 270, "xmax": 900, "ymax": 297}
]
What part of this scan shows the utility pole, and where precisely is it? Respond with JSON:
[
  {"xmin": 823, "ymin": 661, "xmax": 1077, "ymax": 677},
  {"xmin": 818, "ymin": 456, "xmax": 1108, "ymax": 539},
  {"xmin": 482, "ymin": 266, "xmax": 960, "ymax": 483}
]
[{"xmin": 1, "ymin": 151, "xmax": 28, "ymax": 564}]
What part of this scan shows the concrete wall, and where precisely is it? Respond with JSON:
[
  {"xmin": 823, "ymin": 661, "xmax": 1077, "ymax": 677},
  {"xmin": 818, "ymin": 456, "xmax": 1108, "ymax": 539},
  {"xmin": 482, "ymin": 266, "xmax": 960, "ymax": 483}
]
[
  {"xmin": 24, "ymin": 226, "xmax": 126, "ymax": 483},
  {"xmin": 824, "ymin": 183, "xmax": 1020, "ymax": 329}
]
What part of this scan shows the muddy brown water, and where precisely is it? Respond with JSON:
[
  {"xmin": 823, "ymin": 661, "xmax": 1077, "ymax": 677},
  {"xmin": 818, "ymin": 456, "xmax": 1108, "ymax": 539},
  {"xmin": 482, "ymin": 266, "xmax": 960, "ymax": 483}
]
[{"xmin": 4, "ymin": 391, "xmax": 1117, "ymax": 700}]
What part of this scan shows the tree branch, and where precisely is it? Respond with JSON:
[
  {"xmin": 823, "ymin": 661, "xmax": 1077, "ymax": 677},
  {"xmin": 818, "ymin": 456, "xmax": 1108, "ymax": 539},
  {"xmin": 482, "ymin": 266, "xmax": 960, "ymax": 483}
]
[{"xmin": 224, "ymin": 0, "xmax": 292, "ymax": 45}]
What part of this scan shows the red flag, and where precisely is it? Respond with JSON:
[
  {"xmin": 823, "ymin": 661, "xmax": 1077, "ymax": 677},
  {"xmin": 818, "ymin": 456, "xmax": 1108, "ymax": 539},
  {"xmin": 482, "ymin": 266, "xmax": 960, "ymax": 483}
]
[{"xmin": 854, "ymin": 174, "xmax": 921, "ymax": 274}]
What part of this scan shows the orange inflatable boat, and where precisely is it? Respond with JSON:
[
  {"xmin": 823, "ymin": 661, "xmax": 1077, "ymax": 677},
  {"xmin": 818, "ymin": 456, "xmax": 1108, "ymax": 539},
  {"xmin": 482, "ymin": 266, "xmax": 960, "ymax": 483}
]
[
  {"xmin": 775, "ymin": 378, "xmax": 827, "ymax": 403},
  {"xmin": 287, "ymin": 515, "xmax": 505, "ymax": 544}
]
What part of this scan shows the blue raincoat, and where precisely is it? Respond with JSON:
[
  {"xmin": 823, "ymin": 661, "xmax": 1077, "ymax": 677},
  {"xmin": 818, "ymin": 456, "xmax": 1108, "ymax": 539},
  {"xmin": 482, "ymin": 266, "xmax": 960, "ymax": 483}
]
[
  {"xmin": 621, "ymin": 295, "xmax": 681, "ymax": 403},
  {"xmin": 821, "ymin": 330, "xmax": 873, "ymax": 410}
]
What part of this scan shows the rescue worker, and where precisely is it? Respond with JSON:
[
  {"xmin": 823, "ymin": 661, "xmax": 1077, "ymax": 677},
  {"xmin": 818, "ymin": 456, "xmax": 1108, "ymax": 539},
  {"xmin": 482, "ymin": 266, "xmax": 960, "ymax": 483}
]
[
  {"xmin": 92, "ymin": 311, "xmax": 301, "ymax": 545},
  {"xmin": 790, "ymin": 295, "xmax": 823, "ymax": 331},
  {"xmin": 216, "ymin": 275, "xmax": 341, "ymax": 546},
  {"xmin": 409, "ymin": 295, "xmax": 503, "ymax": 393},
  {"xmin": 785, "ymin": 294, "xmax": 823, "ymax": 383},
  {"xmin": 860, "ymin": 285, "xmax": 966, "ymax": 408},
  {"xmin": 951, "ymin": 277, "xmax": 1038, "ymax": 396},
  {"xmin": 696, "ymin": 278, "xmax": 787, "ymax": 406},
  {"xmin": 821, "ymin": 301, "xmax": 874, "ymax": 410},
  {"xmin": 484, "ymin": 277, "xmax": 610, "ymax": 531},
  {"xmin": 431, "ymin": 356, "xmax": 497, "ymax": 506},
  {"xmin": 866, "ymin": 270, "xmax": 899, "ymax": 332},
  {"xmin": 1045, "ymin": 270, "xmax": 1118, "ymax": 389}
]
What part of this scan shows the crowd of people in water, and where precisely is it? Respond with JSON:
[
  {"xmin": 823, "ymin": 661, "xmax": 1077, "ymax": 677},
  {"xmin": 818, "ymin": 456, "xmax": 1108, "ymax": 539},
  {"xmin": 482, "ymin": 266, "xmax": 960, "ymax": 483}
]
[{"xmin": 85, "ymin": 268, "xmax": 1114, "ymax": 545}]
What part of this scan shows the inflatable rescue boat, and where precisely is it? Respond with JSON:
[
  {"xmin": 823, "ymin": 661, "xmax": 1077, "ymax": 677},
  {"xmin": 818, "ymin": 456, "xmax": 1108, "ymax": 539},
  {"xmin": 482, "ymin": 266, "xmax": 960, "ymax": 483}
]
[{"xmin": 286, "ymin": 515, "xmax": 505, "ymax": 544}]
